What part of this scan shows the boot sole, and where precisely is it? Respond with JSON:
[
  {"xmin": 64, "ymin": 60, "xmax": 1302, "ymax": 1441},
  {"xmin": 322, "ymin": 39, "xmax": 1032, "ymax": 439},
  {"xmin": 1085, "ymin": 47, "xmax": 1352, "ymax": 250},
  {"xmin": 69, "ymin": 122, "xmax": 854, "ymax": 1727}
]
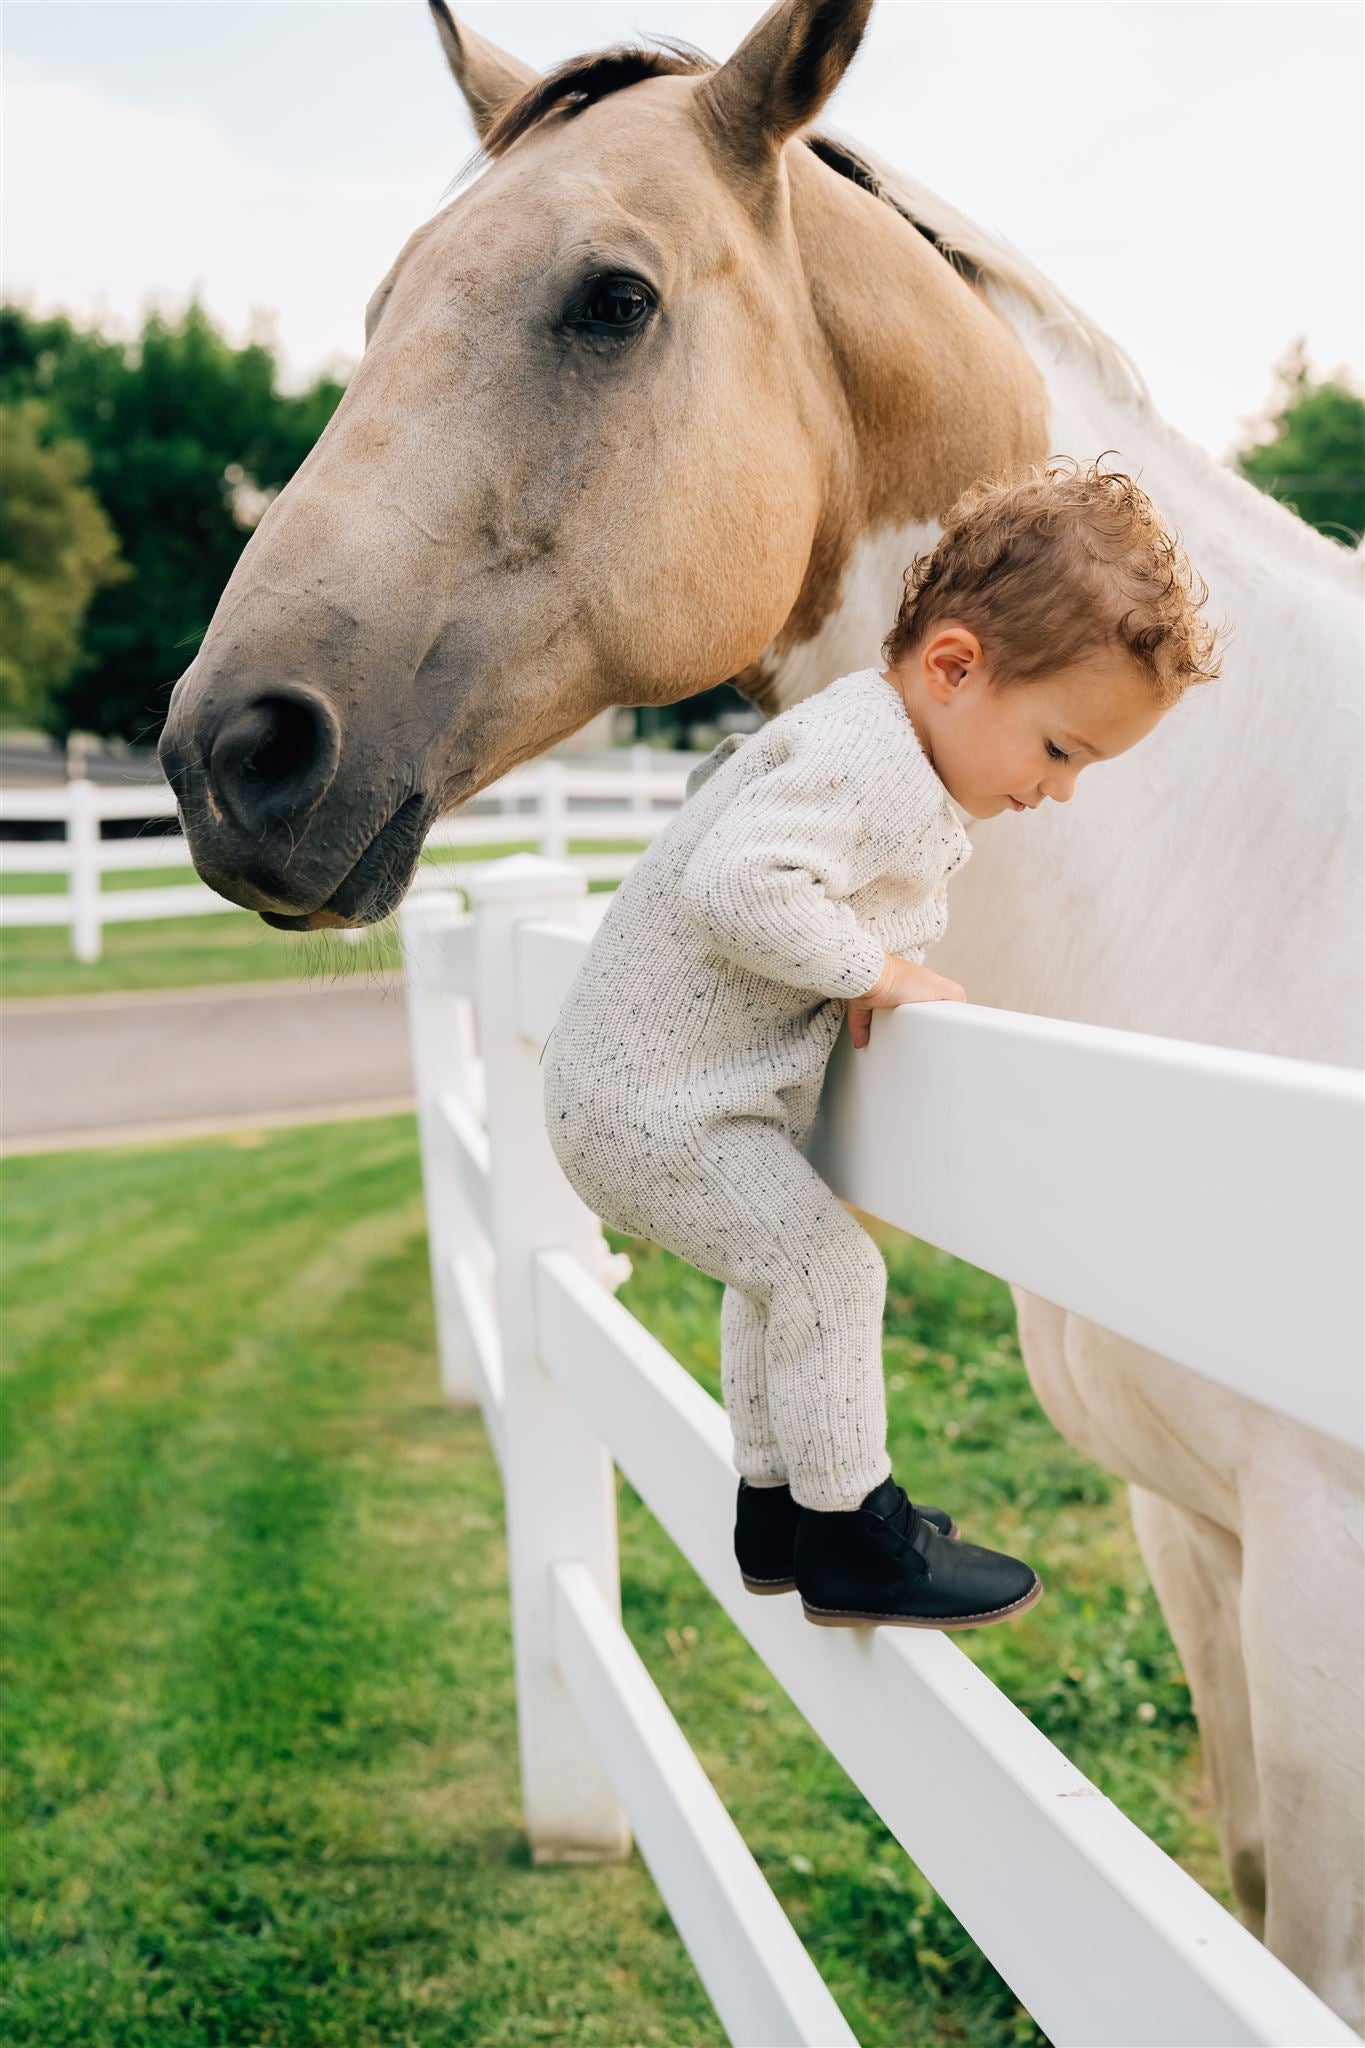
[
  {"xmin": 801, "ymin": 1574, "xmax": 1043, "ymax": 1630},
  {"xmin": 740, "ymin": 1518, "xmax": 960, "ymax": 1597}
]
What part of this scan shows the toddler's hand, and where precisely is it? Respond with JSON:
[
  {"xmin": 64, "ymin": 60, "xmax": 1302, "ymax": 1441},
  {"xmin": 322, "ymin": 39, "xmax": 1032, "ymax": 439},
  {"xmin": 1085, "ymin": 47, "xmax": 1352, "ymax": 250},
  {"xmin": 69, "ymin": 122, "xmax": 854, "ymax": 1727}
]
[{"xmin": 845, "ymin": 952, "xmax": 966, "ymax": 1049}]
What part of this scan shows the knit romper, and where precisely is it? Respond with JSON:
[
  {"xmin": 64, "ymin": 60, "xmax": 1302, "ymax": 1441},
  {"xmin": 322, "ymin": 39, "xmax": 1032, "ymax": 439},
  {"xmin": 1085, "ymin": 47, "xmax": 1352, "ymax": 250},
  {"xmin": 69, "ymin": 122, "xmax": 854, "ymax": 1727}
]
[{"xmin": 541, "ymin": 667, "xmax": 971, "ymax": 1512}]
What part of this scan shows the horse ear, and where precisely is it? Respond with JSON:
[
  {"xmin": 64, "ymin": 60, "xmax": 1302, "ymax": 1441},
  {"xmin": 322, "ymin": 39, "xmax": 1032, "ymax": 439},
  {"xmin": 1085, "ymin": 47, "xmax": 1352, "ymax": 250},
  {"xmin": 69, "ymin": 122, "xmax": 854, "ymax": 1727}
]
[
  {"xmin": 697, "ymin": 0, "xmax": 873, "ymax": 176},
  {"xmin": 427, "ymin": 1, "xmax": 540, "ymax": 140}
]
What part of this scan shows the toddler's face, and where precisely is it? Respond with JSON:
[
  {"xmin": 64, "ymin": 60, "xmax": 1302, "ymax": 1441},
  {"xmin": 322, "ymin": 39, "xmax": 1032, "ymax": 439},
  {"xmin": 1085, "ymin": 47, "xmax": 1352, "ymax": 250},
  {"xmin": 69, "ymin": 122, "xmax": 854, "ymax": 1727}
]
[{"xmin": 887, "ymin": 629, "xmax": 1167, "ymax": 821}]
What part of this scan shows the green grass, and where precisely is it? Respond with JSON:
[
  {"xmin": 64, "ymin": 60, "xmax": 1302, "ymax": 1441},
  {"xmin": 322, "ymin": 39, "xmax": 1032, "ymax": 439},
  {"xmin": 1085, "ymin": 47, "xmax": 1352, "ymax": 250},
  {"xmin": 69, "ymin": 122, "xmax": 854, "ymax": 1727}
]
[
  {"xmin": 0, "ymin": 842, "xmax": 644, "ymax": 1000},
  {"xmin": 1, "ymin": 1121, "xmax": 1224, "ymax": 2046},
  {"xmin": 0, "ymin": 911, "xmax": 403, "ymax": 1000},
  {"xmin": 2, "ymin": 868, "xmax": 205, "ymax": 894}
]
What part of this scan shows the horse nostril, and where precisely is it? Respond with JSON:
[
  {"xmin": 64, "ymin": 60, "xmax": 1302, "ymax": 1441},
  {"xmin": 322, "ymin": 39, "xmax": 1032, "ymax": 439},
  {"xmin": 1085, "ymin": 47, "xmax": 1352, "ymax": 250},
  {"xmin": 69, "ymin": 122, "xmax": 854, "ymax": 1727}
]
[
  {"xmin": 242, "ymin": 696, "xmax": 319, "ymax": 784},
  {"xmin": 209, "ymin": 688, "xmax": 341, "ymax": 831}
]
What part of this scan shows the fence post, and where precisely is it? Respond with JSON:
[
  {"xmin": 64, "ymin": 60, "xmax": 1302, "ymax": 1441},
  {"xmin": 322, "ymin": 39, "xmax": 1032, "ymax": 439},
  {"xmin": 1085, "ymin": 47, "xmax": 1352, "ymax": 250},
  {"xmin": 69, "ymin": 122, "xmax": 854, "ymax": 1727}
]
[
  {"xmin": 628, "ymin": 742, "xmax": 652, "ymax": 834},
  {"xmin": 465, "ymin": 853, "xmax": 631, "ymax": 1863},
  {"xmin": 539, "ymin": 759, "xmax": 568, "ymax": 861},
  {"xmin": 398, "ymin": 884, "xmax": 484, "ymax": 1409},
  {"xmin": 68, "ymin": 778, "xmax": 102, "ymax": 963}
]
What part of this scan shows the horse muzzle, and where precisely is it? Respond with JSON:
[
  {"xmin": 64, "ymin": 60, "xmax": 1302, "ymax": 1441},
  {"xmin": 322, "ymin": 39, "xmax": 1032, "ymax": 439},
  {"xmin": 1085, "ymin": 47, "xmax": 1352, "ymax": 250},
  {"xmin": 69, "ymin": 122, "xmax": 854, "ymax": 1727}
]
[{"xmin": 159, "ymin": 678, "xmax": 431, "ymax": 926}]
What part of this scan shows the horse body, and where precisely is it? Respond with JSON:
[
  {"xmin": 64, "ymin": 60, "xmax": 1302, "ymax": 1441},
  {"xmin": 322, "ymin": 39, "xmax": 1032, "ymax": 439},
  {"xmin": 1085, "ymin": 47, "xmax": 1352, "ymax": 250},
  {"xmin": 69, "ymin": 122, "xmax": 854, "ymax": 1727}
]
[
  {"xmin": 969, "ymin": 340, "xmax": 1365, "ymax": 2007},
  {"xmin": 754, "ymin": 154, "xmax": 1364, "ymax": 2015},
  {"xmin": 158, "ymin": 3, "xmax": 1363, "ymax": 2020}
]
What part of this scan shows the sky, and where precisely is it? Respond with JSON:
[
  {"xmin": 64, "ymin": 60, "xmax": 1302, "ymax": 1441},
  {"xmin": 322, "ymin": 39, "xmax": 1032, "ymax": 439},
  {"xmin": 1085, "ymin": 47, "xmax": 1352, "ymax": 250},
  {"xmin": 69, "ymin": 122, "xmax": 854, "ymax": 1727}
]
[{"xmin": 4, "ymin": 0, "xmax": 1362, "ymax": 463}]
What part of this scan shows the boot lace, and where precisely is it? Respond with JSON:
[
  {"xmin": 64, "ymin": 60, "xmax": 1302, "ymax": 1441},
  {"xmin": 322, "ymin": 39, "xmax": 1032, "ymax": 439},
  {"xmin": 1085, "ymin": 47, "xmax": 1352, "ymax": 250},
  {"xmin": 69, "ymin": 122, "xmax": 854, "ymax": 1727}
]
[{"xmin": 883, "ymin": 1486, "xmax": 920, "ymax": 1559}]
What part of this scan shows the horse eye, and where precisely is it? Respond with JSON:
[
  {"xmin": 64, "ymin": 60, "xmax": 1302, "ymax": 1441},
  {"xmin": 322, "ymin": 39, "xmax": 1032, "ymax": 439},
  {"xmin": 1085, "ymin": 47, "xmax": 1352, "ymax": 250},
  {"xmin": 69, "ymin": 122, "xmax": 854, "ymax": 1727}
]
[{"xmin": 571, "ymin": 276, "xmax": 656, "ymax": 335}]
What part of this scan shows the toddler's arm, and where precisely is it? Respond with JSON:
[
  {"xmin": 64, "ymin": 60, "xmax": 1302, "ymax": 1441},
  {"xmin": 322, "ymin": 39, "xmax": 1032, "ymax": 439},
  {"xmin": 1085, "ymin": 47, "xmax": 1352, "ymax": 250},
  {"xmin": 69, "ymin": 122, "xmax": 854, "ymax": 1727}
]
[{"xmin": 677, "ymin": 728, "xmax": 904, "ymax": 1000}]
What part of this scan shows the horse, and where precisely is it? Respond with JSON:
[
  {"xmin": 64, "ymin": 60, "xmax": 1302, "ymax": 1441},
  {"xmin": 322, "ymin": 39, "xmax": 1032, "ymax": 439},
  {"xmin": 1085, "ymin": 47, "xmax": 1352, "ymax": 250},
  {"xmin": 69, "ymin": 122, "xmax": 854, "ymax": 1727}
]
[{"xmin": 157, "ymin": 1, "xmax": 1364, "ymax": 2022}]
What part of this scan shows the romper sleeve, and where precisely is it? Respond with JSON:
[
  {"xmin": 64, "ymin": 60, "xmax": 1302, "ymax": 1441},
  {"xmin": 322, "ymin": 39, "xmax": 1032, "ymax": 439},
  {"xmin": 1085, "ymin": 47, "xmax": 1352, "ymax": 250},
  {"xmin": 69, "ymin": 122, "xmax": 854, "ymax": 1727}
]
[
  {"xmin": 677, "ymin": 723, "xmax": 901, "ymax": 1000},
  {"xmin": 683, "ymin": 731, "xmax": 746, "ymax": 801}
]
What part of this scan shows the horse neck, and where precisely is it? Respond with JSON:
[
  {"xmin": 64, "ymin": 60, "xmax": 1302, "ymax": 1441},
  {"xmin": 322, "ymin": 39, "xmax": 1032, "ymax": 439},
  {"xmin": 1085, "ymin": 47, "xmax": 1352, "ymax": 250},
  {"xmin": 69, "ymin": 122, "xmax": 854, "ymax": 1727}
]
[
  {"xmin": 770, "ymin": 147, "xmax": 1358, "ymax": 743},
  {"xmin": 767, "ymin": 180, "xmax": 1363, "ymax": 1063},
  {"xmin": 1023, "ymin": 315, "xmax": 1365, "ymax": 1073},
  {"xmin": 1015, "ymin": 293, "xmax": 1361, "ymax": 650},
  {"xmin": 760, "ymin": 149, "xmax": 1048, "ymax": 707},
  {"xmin": 932, "ymin": 303, "xmax": 1364, "ymax": 1063}
]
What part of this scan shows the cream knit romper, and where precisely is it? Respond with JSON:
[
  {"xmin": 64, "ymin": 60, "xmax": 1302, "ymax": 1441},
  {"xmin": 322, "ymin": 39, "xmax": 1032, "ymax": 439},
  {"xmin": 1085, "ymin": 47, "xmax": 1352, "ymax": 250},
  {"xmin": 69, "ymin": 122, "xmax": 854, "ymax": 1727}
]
[{"xmin": 542, "ymin": 667, "xmax": 971, "ymax": 1512}]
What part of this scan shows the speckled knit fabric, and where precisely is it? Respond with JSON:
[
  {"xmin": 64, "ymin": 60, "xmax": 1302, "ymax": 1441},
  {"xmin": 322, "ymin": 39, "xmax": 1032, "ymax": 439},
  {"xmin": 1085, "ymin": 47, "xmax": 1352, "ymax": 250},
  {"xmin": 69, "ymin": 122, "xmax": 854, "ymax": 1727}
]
[{"xmin": 542, "ymin": 668, "xmax": 971, "ymax": 1511}]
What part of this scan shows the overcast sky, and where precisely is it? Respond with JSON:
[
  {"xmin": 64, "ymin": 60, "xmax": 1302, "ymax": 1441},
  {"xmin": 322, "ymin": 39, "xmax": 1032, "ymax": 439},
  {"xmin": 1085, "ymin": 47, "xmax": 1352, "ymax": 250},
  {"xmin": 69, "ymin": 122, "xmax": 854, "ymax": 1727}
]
[{"xmin": 4, "ymin": 0, "xmax": 1361, "ymax": 462}]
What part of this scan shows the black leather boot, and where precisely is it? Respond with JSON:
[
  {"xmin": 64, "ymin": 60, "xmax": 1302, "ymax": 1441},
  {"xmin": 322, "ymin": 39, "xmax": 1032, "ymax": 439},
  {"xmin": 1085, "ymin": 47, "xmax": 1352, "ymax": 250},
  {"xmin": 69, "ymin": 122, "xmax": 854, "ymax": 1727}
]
[
  {"xmin": 735, "ymin": 1477, "xmax": 958, "ymax": 1595},
  {"xmin": 794, "ymin": 1474, "xmax": 1042, "ymax": 1629}
]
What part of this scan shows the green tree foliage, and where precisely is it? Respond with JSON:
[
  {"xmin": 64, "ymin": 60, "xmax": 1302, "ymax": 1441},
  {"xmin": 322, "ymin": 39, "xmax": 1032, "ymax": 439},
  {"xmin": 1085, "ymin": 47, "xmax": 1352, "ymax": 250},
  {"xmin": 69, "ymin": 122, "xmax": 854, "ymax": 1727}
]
[
  {"xmin": 0, "ymin": 303, "xmax": 345, "ymax": 740},
  {"xmin": 1236, "ymin": 342, "xmax": 1365, "ymax": 546},
  {"xmin": 0, "ymin": 399, "xmax": 129, "ymax": 724}
]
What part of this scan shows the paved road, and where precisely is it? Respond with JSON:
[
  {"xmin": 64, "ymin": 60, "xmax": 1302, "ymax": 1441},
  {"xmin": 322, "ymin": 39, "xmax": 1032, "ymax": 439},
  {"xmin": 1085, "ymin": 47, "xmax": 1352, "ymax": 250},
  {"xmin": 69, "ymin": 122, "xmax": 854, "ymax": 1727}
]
[{"xmin": 1, "ymin": 979, "xmax": 415, "ymax": 1152}]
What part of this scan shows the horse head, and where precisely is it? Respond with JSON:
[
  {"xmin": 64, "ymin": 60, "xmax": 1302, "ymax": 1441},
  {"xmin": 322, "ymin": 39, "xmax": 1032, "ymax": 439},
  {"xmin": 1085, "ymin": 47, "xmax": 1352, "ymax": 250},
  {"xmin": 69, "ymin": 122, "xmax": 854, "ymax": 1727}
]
[{"xmin": 158, "ymin": 0, "xmax": 1043, "ymax": 926}]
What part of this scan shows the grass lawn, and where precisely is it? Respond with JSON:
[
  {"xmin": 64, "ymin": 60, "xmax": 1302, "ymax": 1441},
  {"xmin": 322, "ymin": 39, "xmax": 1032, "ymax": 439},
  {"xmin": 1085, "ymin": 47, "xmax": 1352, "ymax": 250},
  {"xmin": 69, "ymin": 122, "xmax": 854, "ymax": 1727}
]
[
  {"xmin": 0, "ymin": 843, "xmax": 642, "ymax": 1001},
  {"xmin": 1, "ymin": 1118, "xmax": 1223, "ymax": 2046}
]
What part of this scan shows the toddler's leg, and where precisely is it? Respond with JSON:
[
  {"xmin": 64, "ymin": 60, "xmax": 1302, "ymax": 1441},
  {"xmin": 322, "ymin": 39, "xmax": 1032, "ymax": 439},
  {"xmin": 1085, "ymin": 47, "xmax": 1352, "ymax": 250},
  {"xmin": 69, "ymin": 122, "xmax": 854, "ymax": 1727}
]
[
  {"xmin": 757, "ymin": 1172, "xmax": 894, "ymax": 1512},
  {"xmin": 720, "ymin": 1285, "xmax": 785, "ymax": 1484},
  {"xmin": 678, "ymin": 1119, "xmax": 893, "ymax": 1513}
]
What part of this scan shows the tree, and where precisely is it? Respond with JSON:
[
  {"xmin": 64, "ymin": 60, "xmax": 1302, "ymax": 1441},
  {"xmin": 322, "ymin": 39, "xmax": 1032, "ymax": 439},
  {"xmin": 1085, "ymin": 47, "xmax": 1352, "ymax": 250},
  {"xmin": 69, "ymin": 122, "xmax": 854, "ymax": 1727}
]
[
  {"xmin": 1236, "ymin": 342, "xmax": 1365, "ymax": 546},
  {"xmin": 0, "ymin": 400, "xmax": 128, "ymax": 725},
  {"xmin": 0, "ymin": 303, "xmax": 346, "ymax": 740}
]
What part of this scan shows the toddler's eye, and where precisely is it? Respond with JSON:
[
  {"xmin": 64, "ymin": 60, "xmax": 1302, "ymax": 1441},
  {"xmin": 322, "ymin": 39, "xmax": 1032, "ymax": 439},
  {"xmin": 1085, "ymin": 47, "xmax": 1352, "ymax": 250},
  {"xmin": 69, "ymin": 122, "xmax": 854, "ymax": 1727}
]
[{"xmin": 1045, "ymin": 740, "xmax": 1070, "ymax": 763}]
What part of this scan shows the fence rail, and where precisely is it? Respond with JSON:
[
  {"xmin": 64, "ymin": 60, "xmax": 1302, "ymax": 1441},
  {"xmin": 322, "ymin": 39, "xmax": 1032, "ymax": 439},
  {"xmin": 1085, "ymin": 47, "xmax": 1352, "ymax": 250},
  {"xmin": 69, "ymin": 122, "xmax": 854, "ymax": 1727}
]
[
  {"xmin": 398, "ymin": 854, "xmax": 1363, "ymax": 2048},
  {"xmin": 0, "ymin": 748, "xmax": 696, "ymax": 961}
]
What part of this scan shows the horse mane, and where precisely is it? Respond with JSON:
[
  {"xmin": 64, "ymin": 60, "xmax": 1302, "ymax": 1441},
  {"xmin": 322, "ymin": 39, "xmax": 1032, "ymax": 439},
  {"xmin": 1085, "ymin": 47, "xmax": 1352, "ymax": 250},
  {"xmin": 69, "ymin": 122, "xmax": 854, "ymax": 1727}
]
[
  {"xmin": 808, "ymin": 128, "xmax": 1152, "ymax": 410},
  {"xmin": 468, "ymin": 40, "xmax": 1147, "ymax": 410},
  {"xmin": 480, "ymin": 40, "xmax": 710, "ymax": 158},
  {"xmin": 811, "ymin": 128, "xmax": 1363, "ymax": 581}
]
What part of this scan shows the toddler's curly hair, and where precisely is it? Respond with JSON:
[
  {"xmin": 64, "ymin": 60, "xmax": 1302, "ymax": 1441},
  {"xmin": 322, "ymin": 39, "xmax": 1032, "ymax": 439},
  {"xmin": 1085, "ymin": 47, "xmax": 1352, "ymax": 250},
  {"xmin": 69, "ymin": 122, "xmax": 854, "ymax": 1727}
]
[{"xmin": 882, "ymin": 456, "xmax": 1222, "ymax": 707}]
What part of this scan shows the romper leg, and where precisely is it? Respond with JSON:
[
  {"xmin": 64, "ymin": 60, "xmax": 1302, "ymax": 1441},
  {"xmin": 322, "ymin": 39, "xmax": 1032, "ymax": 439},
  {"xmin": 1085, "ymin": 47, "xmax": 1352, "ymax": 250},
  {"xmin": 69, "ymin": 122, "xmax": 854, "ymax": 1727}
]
[
  {"xmin": 678, "ymin": 1119, "xmax": 894, "ymax": 1514},
  {"xmin": 547, "ymin": 1091, "xmax": 892, "ymax": 1513},
  {"xmin": 720, "ymin": 1284, "xmax": 785, "ymax": 1483},
  {"xmin": 756, "ymin": 1176, "xmax": 894, "ymax": 1512}
]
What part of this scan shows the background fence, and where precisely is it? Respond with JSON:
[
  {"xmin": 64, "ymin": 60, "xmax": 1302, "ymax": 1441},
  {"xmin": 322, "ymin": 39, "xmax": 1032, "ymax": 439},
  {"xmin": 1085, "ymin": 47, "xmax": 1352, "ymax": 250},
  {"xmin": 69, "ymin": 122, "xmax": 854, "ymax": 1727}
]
[
  {"xmin": 398, "ymin": 853, "xmax": 1363, "ymax": 2048},
  {"xmin": 0, "ymin": 747, "xmax": 696, "ymax": 961}
]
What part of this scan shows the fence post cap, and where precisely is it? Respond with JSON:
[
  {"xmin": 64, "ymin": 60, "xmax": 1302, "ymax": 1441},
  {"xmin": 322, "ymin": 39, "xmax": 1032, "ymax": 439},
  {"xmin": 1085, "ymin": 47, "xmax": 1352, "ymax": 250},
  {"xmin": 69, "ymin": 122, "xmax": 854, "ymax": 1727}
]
[
  {"xmin": 399, "ymin": 872, "xmax": 464, "ymax": 900},
  {"xmin": 463, "ymin": 852, "xmax": 586, "ymax": 906}
]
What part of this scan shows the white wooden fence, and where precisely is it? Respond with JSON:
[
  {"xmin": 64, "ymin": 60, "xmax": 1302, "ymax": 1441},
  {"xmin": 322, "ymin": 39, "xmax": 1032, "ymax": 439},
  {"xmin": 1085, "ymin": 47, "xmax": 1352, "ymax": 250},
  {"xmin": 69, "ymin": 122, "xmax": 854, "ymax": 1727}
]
[
  {"xmin": 399, "ymin": 852, "xmax": 1363, "ymax": 2048},
  {"xmin": 0, "ymin": 747, "xmax": 694, "ymax": 961}
]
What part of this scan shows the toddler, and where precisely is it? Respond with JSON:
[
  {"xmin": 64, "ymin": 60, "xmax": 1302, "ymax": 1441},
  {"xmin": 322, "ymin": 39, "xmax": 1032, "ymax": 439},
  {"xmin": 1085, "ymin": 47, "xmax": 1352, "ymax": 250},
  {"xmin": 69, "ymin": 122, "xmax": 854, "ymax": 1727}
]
[{"xmin": 542, "ymin": 458, "xmax": 1219, "ymax": 1631}]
